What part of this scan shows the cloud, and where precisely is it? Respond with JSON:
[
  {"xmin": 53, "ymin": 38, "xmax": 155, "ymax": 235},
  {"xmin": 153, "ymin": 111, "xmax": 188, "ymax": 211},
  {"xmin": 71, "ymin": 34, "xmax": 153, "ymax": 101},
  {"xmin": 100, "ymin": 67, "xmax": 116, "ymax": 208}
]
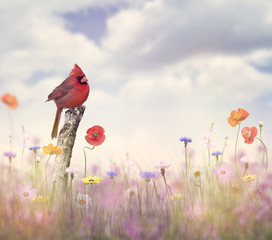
[{"xmin": 102, "ymin": 0, "xmax": 272, "ymax": 70}]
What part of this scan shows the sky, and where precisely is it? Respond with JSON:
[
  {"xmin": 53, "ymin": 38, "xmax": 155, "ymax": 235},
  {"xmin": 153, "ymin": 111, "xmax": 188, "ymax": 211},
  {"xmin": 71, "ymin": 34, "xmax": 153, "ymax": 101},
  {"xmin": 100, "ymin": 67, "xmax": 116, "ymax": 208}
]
[{"xmin": 1, "ymin": 0, "xmax": 272, "ymax": 171}]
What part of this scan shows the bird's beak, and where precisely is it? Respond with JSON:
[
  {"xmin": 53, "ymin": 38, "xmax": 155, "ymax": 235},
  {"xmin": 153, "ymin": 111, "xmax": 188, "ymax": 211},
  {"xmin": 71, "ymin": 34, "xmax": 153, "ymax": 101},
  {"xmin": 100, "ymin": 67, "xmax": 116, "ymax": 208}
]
[{"xmin": 81, "ymin": 76, "xmax": 88, "ymax": 83}]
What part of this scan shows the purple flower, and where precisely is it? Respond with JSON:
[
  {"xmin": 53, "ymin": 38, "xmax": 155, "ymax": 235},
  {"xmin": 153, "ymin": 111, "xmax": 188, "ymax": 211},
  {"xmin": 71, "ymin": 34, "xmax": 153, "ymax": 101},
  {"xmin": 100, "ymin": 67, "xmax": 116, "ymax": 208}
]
[
  {"xmin": 212, "ymin": 163, "xmax": 233, "ymax": 180},
  {"xmin": 140, "ymin": 171, "xmax": 157, "ymax": 182},
  {"xmin": 106, "ymin": 171, "xmax": 118, "ymax": 178},
  {"xmin": 180, "ymin": 137, "xmax": 192, "ymax": 148},
  {"xmin": 29, "ymin": 146, "xmax": 41, "ymax": 151},
  {"xmin": 212, "ymin": 151, "xmax": 222, "ymax": 156},
  {"xmin": 15, "ymin": 184, "xmax": 38, "ymax": 201},
  {"xmin": 179, "ymin": 137, "xmax": 192, "ymax": 143},
  {"xmin": 3, "ymin": 152, "xmax": 16, "ymax": 158}
]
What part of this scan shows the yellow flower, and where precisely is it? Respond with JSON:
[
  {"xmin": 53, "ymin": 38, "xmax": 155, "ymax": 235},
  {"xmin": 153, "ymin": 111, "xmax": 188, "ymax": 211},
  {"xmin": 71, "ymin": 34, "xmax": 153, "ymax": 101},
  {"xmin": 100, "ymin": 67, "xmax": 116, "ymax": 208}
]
[
  {"xmin": 241, "ymin": 174, "xmax": 257, "ymax": 182},
  {"xmin": 170, "ymin": 194, "xmax": 183, "ymax": 200},
  {"xmin": 81, "ymin": 176, "xmax": 102, "ymax": 184},
  {"xmin": 43, "ymin": 143, "xmax": 62, "ymax": 155},
  {"xmin": 32, "ymin": 195, "xmax": 50, "ymax": 202}
]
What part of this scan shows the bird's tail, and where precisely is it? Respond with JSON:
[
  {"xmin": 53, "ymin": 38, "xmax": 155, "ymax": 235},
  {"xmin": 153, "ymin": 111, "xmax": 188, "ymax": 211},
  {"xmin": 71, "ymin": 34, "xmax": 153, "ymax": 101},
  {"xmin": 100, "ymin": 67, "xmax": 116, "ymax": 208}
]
[{"xmin": 51, "ymin": 107, "xmax": 62, "ymax": 139}]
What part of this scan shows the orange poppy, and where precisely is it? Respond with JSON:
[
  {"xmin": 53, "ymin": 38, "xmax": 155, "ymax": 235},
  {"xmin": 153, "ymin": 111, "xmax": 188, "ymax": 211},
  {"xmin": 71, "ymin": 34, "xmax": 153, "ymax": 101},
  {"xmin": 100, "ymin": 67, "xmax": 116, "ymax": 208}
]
[
  {"xmin": 241, "ymin": 126, "xmax": 257, "ymax": 144},
  {"xmin": 1, "ymin": 93, "xmax": 19, "ymax": 109},
  {"xmin": 227, "ymin": 108, "xmax": 249, "ymax": 127}
]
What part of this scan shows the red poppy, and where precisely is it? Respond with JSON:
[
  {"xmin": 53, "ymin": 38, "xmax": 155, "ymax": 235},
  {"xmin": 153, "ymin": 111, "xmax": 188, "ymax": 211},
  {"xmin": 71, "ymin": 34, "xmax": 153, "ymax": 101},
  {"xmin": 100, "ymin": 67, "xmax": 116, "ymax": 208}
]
[
  {"xmin": 227, "ymin": 108, "xmax": 249, "ymax": 127},
  {"xmin": 241, "ymin": 126, "xmax": 257, "ymax": 144},
  {"xmin": 1, "ymin": 93, "xmax": 19, "ymax": 109},
  {"xmin": 85, "ymin": 125, "xmax": 105, "ymax": 146}
]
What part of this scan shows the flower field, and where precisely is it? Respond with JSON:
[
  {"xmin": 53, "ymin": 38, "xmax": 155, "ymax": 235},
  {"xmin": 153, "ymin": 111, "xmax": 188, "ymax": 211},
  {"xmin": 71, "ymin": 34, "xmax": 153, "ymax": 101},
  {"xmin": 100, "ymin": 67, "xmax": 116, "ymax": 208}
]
[{"xmin": 1, "ymin": 95, "xmax": 271, "ymax": 240}]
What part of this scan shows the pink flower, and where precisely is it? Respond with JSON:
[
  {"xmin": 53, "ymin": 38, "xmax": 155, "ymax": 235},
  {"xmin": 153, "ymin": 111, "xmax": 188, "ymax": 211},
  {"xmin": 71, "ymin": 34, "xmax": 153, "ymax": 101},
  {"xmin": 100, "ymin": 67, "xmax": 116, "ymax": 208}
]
[
  {"xmin": 65, "ymin": 167, "xmax": 80, "ymax": 175},
  {"xmin": 212, "ymin": 163, "xmax": 233, "ymax": 180},
  {"xmin": 15, "ymin": 184, "xmax": 38, "ymax": 201},
  {"xmin": 155, "ymin": 161, "xmax": 170, "ymax": 170}
]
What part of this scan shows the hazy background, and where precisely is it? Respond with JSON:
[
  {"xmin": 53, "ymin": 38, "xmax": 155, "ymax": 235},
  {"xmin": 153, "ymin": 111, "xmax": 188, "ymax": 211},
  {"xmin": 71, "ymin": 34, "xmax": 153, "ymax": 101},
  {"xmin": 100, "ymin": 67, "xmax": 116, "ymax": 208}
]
[{"xmin": 1, "ymin": 0, "xmax": 272, "ymax": 171}]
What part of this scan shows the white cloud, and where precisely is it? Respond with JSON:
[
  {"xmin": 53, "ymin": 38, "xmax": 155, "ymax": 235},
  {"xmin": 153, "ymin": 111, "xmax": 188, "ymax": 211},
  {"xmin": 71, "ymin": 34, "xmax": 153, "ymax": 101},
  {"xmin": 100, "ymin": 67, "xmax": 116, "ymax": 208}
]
[{"xmin": 102, "ymin": 0, "xmax": 272, "ymax": 70}]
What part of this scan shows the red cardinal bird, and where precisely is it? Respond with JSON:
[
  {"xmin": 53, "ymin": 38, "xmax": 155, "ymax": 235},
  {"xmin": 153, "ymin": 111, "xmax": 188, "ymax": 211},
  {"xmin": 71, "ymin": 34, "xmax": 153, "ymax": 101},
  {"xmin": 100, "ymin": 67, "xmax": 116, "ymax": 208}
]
[{"xmin": 46, "ymin": 64, "xmax": 90, "ymax": 139}]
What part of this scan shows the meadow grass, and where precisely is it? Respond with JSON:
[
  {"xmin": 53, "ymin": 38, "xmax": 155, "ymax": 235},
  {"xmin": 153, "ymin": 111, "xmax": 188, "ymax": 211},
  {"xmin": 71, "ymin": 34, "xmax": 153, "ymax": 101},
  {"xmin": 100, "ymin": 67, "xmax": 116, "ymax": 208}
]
[{"xmin": 0, "ymin": 105, "xmax": 271, "ymax": 240}]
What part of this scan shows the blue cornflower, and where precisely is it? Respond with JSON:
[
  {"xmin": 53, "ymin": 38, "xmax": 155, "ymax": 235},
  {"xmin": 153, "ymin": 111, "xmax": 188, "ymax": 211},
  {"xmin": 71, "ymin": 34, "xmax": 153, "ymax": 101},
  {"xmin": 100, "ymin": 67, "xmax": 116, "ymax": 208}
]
[
  {"xmin": 212, "ymin": 151, "xmax": 222, "ymax": 156},
  {"xmin": 179, "ymin": 137, "xmax": 192, "ymax": 143},
  {"xmin": 106, "ymin": 171, "xmax": 118, "ymax": 179},
  {"xmin": 3, "ymin": 152, "xmax": 16, "ymax": 158},
  {"xmin": 29, "ymin": 146, "xmax": 41, "ymax": 151},
  {"xmin": 180, "ymin": 137, "xmax": 192, "ymax": 147},
  {"xmin": 140, "ymin": 171, "xmax": 157, "ymax": 182}
]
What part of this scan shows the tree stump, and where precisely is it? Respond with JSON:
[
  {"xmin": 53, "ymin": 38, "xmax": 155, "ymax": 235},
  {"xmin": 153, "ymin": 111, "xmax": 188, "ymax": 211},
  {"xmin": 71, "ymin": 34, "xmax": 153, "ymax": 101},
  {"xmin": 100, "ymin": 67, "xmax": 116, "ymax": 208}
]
[{"xmin": 53, "ymin": 106, "xmax": 86, "ymax": 193}]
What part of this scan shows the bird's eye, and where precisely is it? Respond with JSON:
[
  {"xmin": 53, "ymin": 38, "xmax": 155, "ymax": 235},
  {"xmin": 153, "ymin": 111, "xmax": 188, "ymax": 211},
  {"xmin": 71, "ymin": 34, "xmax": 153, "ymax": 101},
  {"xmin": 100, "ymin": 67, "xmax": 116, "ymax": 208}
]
[{"xmin": 76, "ymin": 76, "xmax": 83, "ymax": 81}]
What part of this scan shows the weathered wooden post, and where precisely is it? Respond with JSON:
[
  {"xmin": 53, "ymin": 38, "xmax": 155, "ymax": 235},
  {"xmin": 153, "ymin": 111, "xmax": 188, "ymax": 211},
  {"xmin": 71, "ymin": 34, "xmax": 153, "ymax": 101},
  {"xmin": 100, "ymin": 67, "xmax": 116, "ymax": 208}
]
[{"xmin": 53, "ymin": 106, "xmax": 86, "ymax": 192}]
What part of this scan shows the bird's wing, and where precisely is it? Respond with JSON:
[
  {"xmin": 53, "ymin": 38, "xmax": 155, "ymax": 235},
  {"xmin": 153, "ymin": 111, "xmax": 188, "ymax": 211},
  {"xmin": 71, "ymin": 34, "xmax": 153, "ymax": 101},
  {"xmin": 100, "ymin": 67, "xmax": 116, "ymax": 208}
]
[{"xmin": 46, "ymin": 78, "xmax": 75, "ymax": 101}]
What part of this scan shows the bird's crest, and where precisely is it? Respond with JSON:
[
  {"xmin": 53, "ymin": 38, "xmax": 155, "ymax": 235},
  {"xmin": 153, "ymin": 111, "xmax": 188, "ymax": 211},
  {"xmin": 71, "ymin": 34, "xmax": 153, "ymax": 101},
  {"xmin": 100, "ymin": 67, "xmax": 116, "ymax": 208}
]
[{"xmin": 69, "ymin": 64, "xmax": 85, "ymax": 77}]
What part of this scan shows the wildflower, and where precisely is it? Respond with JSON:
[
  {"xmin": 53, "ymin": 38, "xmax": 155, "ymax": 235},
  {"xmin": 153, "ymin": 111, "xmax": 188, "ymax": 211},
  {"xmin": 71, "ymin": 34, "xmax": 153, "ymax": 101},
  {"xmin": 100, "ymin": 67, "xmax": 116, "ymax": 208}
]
[
  {"xmin": 189, "ymin": 168, "xmax": 201, "ymax": 180},
  {"xmin": 212, "ymin": 151, "xmax": 222, "ymax": 156},
  {"xmin": 170, "ymin": 194, "xmax": 182, "ymax": 200},
  {"xmin": 15, "ymin": 184, "xmax": 38, "ymax": 201},
  {"xmin": 140, "ymin": 171, "xmax": 157, "ymax": 183},
  {"xmin": 241, "ymin": 126, "xmax": 257, "ymax": 144},
  {"xmin": 20, "ymin": 126, "xmax": 30, "ymax": 147},
  {"xmin": 29, "ymin": 146, "xmax": 41, "ymax": 151},
  {"xmin": 65, "ymin": 167, "xmax": 80, "ymax": 179},
  {"xmin": 43, "ymin": 143, "xmax": 62, "ymax": 155},
  {"xmin": 3, "ymin": 152, "xmax": 16, "ymax": 159},
  {"xmin": 212, "ymin": 163, "xmax": 233, "ymax": 180},
  {"xmin": 203, "ymin": 132, "xmax": 212, "ymax": 140},
  {"xmin": 258, "ymin": 120, "xmax": 263, "ymax": 128},
  {"xmin": 33, "ymin": 195, "xmax": 50, "ymax": 202},
  {"xmin": 155, "ymin": 161, "xmax": 170, "ymax": 177},
  {"xmin": 240, "ymin": 156, "xmax": 255, "ymax": 164},
  {"xmin": 229, "ymin": 186, "xmax": 241, "ymax": 196},
  {"xmin": 106, "ymin": 171, "xmax": 118, "ymax": 179},
  {"xmin": 126, "ymin": 187, "xmax": 137, "ymax": 198},
  {"xmin": 203, "ymin": 142, "xmax": 215, "ymax": 149},
  {"xmin": 74, "ymin": 193, "xmax": 92, "ymax": 209},
  {"xmin": 81, "ymin": 176, "xmax": 102, "ymax": 184},
  {"xmin": 227, "ymin": 108, "xmax": 249, "ymax": 127},
  {"xmin": 155, "ymin": 161, "xmax": 170, "ymax": 170},
  {"xmin": 1, "ymin": 93, "xmax": 19, "ymax": 109},
  {"xmin": 241, "ymin": 174, "xmax": 257, "ymax": 181},
  {"xmin": 179, "ymin": 137, "xmax": 192, "ymax": 147},
  {"xmin": 85, "ymin": 125, "xmax": 105, "ymax": 146}
]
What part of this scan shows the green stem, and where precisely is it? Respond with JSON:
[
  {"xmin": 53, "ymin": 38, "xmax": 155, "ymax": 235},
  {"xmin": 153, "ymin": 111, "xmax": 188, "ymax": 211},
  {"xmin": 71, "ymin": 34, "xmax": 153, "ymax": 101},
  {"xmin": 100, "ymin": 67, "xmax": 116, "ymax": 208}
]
[
  {"xmin": 83, "ymin": 146, "xmax": 95, "ymax": 178},
  {"xmin": 221, "ymin": 137, "xmax": 228, "ymax": 164},
  {"xmin": 234, "ymin": 122, "xmax": 241, "ymax": 171},
  {"xmin": 255, "ymin": 137, "xmax": 268, "ymax": 176},
  {"xmin": 69, "ymin": 177, "xmax": 73, "ymax": 197},
  {"xmin": 243, "ymin": 166, "xmax": 248, "ymax": 177},
  {"xmin": 45, "ymin": 155, "xmax": 52, "ymax": 193},
  {"xmin": 8, "ymin": 158, "xmax": 11, "ymax": 176},
  {"xmin": 185, "ymin": 145, "xmax": 188, "ymax": 179},
  {"xmin": 162, "ymin": 175, "xmax": 169, "ymax": 197},
  {"xmin": 21, "ymin": 146, "xmax": 25, "ymax": 164},
  {"xmin": 208, "ymin": 139, "xmax": 211, "ymax": 170}
]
